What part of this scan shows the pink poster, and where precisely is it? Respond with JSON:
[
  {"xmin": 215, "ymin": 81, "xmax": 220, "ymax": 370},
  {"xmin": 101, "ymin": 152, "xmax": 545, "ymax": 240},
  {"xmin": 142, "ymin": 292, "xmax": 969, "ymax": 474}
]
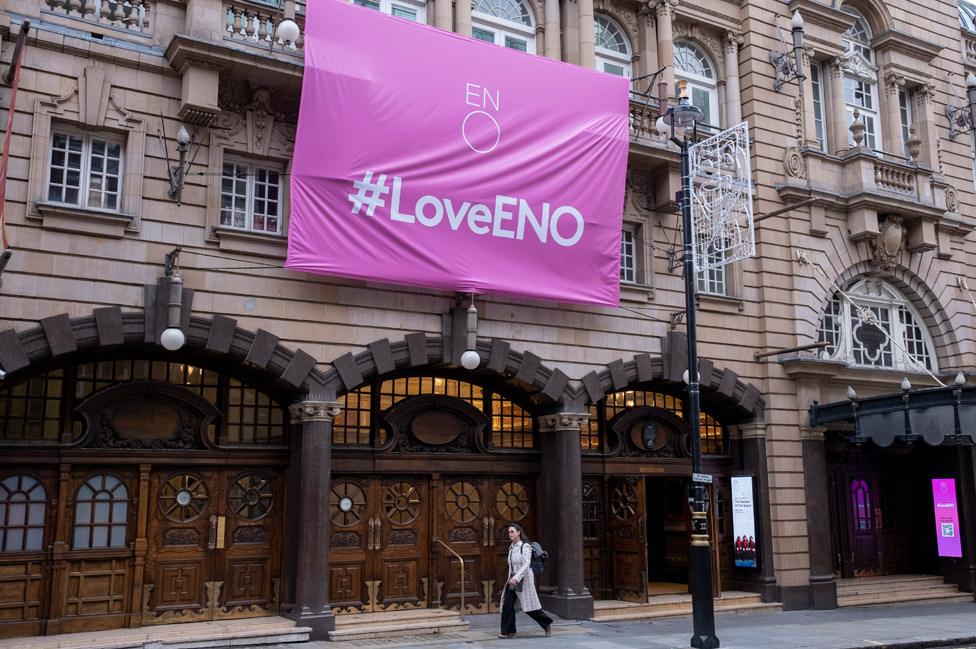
[
  {"xmin": 287, "ymin": 0, "xmax": 629, "ymax": 305},
  {"xmin": 931, "ymin": 478, "xmax": 962, "ymax": 558}
]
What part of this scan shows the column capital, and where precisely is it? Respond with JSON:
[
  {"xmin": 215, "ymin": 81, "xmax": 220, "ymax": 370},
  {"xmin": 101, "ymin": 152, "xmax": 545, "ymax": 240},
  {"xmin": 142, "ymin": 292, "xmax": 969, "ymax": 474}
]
[
  {"xmin": 537, "ymin": 412, "xmax": 590, "ymax": 432},
  {"xmin": 734, "ymin": 423, "xmax": 767, "ymax": 440},
  {"xmin": 724, "ymin": 31, "xmax": 743, "ymax": 53},
  {"xmin": 289, "ymin": 400, "xmax": 341, "ymax": 423},
  {"xmin": 654, "ymin": 0, "xmax": 678, "ymax": 21}
]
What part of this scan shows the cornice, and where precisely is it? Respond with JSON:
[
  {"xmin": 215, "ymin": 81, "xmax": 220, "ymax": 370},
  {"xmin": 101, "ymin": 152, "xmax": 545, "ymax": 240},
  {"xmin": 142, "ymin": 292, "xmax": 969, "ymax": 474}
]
[
  {"xmin": 165, "ymin": 34, "xmax": 304, "ymax": 92},
  {"xmin": 871, "ymin": 29, "xmax": 942, "ymax": 62},
  {"xmin": 788, "ymin": 0, "xmax": 853, "ymax": 34}
]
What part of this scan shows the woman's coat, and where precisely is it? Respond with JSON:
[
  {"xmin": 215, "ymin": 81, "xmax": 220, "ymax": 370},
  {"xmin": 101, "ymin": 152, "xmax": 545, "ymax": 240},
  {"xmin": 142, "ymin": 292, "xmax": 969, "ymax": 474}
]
[{"xmin": 500, "ymin": 540, "xmax": 542, "ymax": 612}]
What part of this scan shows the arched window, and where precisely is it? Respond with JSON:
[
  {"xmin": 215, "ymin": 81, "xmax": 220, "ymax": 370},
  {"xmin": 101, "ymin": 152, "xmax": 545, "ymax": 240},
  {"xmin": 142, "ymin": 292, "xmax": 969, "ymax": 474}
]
[
  {"xmin": 472, "ymin": 0, "xmax": 535, "ymax": 53},
  {"xmin": 0, "ymin": 475, "xmax": 47, "ymax": 552},
  {"xmin": 353, "ymin": 0, "xmax": 427, "ymax": 23},
  {"xmin": 851, "ymin": 478, "xmax": 872, "ymax": 530},
  {"xmin": 841, "ymin": 8, "xmax": 881, "ymax": 149},
  {"xmin": 674, "ymin": 40, "xmax": 719, "ymax": 128},
  {"xmin": 594, "ymin": 15, "xmax": 632, "ymax": 77},
  {"xmin": 73, "ymin": 474, "xmax": 129, "ymax": 549},
  {"xmin": 818, "ymin": 279, "xmax": 937, "ymax": 372}
]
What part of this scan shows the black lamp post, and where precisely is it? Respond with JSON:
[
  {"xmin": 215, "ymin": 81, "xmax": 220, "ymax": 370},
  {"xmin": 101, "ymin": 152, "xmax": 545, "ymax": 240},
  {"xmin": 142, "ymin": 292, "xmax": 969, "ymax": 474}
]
[{"xmin": 660, "ymin": 80, "xmax": 719, "ymax": 649}]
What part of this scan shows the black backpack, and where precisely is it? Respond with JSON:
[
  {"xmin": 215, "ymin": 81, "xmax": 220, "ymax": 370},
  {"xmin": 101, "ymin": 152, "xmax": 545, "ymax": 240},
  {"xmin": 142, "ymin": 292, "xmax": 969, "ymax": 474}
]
[{"xmin": 528, "ymin": 541, "xmax": 548, "ymax": 577}]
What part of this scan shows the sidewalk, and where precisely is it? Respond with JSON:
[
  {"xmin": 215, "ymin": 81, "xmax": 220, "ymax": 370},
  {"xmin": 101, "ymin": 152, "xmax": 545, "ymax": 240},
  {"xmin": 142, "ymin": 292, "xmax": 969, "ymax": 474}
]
[{"xmin": 262, "ymin": 600, "xmax": 976, "ymax": 649}]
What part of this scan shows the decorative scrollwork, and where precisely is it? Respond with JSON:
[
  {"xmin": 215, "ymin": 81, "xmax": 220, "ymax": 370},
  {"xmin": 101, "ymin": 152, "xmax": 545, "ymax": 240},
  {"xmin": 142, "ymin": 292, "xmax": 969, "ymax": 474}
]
[
  {"xmin": 159, "ymin": 473, "xmax": 209, "ymax": 523},
  {"xmin": 495, "ymin": 482, "xmax": 529, "ymax": 522},
  {"xmin": 227, "ymin": 473, "xmax": 274, "ymax": 521},
  {"xmin": 383, "ymin": 481, "xmax": 421, "ymax": 525},
  {"xmin": 783, "ymin": 146, "xmax": 806, "ymax": 179},
  {"xmin": 610, "ymin": 483, "xmax": 638, "ymax": 522},
  {"xmin": 445, "ymin": 481, "xmax": 481, "ymax": 524},
  {"xmin": 330, "ymin": 481, "xmax": 367, "ymax": 528}
]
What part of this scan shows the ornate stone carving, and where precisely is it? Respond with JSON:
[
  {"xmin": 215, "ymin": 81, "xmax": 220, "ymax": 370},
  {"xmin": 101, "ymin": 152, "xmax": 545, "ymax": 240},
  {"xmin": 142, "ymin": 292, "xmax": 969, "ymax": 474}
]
[
  {"xmin": 537, "ymin": 412, "xmax": 590, "ymax": 432},
  {"xmin": 785, "ymin": 146, "xmax": 807, "ymax": 179},
  {"xmin": 654, "ymin": 0, "xmax": 678, "ymax": 21},
  {"xmin": 289, "ymin": 400, "xmax": 341, "ymax": 423},
  {"xmin": 905, "ymin": 126, "xmax": 922, "ymax": 160},
  {"xmin": 840, "ymin": 49, "xmax": 878, "ymax": 83},
  {"xmin": 849, "ymin": 108, "xmax": 866, "ymax": 147},
  {"xmin": 946, "ymin": 185, "xmax": 959, "ymax": 212},
  {"xmin": 883, "ymin": 70, "xmax": 905, "ymax": 97},
  {"xmin": 872, "ymin": 215, "xmax": 905, "ymax": 270},
  {"xmin": 725, "ymin": 31, "xmax": 743, "ymax": 54}
]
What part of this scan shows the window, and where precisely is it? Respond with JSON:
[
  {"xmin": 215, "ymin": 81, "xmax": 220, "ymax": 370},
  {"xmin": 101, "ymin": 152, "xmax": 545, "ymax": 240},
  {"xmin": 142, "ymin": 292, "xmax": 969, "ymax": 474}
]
[
  {"xmin": 73, "ymin": 474, "xmax": 128, "ymax": 549},
  {"xmin": 899, "ymin": 90, "xmax": 914, "ymax": 159},
  {"xmin": 353, "ymin": 0, "xmax": 426, "ymax": 22},
  {"xmin": 220, "ymin": 159, "xmax": 283, "ymax": 234},
  {"xmin": 595, "ymin": 14, "xmax": 632, "ymax": 77},
  {"xmin": 674, "ymin": 41, "xmax": 719, "ymax": 129},
  {"xmin": 851, "ymin": 478, "xmax": 872, "ymax": 530},
  {"xmin": 810, "ymin": 61, "xmax": 827, "ymax": 151},
  {"xmin": 841, "ymin": 9, "xmax": 881, "ymax": 149},
  {"xmin": 582, "ymin": 481, "xmax": 599, "ymax": 539},
  {"xmin": 817, "ymin": 279, "xmax": 937, "ymax": 372},
  {"xmin": 961, "ymin": 0, "xmax": 976, "ymax": 31},
  {"xmin": 46, "ymin": 131, "xmax": 123, "ymax": 211},
  {"xmin": 620, "ymin": 226, "xmax": 636, "ymax": 283},
  {"xmin": 472, "ymin": 0, "xmax": 535, "ymax": 53},
  {"xmin": 0, "ymin": 475, "xmax": 47, "ymax": 552},
  {"xmin": 696, "ymin": 241, "xmax": 726, "ymax": 295}
]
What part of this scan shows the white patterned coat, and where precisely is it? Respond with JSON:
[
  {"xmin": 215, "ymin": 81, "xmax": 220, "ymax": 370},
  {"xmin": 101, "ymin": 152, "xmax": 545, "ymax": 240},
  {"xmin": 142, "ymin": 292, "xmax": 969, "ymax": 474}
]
[{"xmin": 500, "ymin": 540, "xmax": 542, "ymax": 612}]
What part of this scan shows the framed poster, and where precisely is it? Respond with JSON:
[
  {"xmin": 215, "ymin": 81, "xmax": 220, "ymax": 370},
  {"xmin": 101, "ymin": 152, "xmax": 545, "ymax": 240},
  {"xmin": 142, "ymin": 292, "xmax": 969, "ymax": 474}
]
[
  {"xmin": 731, "ymin": 476, "xmax": 757, "ymax": 568},
  {"xmin": 932, "ymin": 478, "xmax": 962, "ymax": 558}
]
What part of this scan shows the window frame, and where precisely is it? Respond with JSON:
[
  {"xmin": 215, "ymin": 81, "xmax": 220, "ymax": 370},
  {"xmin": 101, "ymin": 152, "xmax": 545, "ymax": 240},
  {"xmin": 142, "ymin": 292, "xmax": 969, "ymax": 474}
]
[
  {"xmin": 219, "ymin": 156, "xmax": 285, "ymax": 235},
  {"xmin": 696, "ymin": 241, "xmax": 727, "ymax": 296},
  {"xmin": 674, "ymin": 40, "xmax": 720, "ymax": 130},
  {"xmin": 353, "ymin": 0, "xmax": 427, "ymax": 22},
  {"xmin": 594, "ymin": 14, "xmax": 633, "ymax": 78},
  {"xmin": 841, "ymin": 9, "xmax": 882, "ymax": 150},
  {"xmin": 471, "ymin": 0, "xmax": 536, "ymax": 53},
  {"xmin": 898, "ymin": 89, "xmax": 915, "ymax": 159},
  {"xmin": 0, "ymin": 474, "xmax": 47, "ymax": 553},
  {"xmin": 810, "ymin": 60, "xmax": 828, "ymax": 152},
  {"xmin": 72, "ymin": 473, "xmax": 129, "ymax": 550},
  {"xmin": 620, "ymin": 224, "xmax": 637, "ymax": 284},
  {"xmin": 46, "ymin": 128, "xmax": 125, "ymax": 213}
]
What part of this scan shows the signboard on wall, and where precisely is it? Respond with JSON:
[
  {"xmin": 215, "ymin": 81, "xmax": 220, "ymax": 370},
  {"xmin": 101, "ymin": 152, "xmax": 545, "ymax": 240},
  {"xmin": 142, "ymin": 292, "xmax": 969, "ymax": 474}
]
[
  {"xmin": 287, "ymin": 0, "xmax": 630, "ymax": 306},
  {"xmin": 932, "ymin": 478, "xmax": 962, "ymax": 558},
  {"xmin": 731, "ymin": 476, "xmax": 757, "ymax": 568}
]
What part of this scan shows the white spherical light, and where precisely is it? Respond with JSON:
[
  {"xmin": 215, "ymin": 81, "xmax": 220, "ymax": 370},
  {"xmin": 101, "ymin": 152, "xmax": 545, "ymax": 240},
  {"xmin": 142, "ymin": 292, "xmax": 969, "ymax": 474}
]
[
  {"xmin": 160, "ymin": 327, "xmax": 186, "ymax": 351},
  {"xmin": 277, "ymin": 18, "xmax": 300, "ymax": 44},
  {"xmin": 460, "ymin": 350, "xmax": 480, "ymax": 370}
]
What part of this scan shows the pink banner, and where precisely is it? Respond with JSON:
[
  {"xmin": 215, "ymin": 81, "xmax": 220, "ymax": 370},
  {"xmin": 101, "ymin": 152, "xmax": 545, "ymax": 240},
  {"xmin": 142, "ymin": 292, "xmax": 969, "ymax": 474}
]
[
  {"xmin": 286, "ymin": 0, "xmax": 629, "ymax": 305},
  {"xmin": 932, "ymin": 478, "xmax": 962, "ymax": 558}
]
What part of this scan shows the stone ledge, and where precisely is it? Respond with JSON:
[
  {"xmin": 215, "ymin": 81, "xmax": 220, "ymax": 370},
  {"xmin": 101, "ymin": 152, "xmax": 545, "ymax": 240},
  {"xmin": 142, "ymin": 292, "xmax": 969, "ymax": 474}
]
[
  {"xmin": 33, "ymin": 202, "xmax": 135, "ymax": 238},
  {"xmin": 212, "ymin": 226, "xmax": 288, "ymax": 259}
]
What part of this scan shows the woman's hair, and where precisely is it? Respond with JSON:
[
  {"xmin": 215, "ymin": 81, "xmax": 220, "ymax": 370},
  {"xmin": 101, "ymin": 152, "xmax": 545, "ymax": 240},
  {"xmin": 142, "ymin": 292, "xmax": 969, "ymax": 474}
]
[{"xmin": 506, "ymin": 523, "xmax": 529, "ymax": 543}]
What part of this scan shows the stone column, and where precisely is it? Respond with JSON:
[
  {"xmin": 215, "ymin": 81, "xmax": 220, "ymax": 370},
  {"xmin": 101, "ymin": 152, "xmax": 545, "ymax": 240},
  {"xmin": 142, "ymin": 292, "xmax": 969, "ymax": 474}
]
[
  {"xmin": 828, "ymin": 58, "xmax": 849, "ymax": 154},
  {"xmin": 882, "ymin": 71, "xmax": 905, "ymax": 156},
  {"xmin": 800, "ymin": 426, "xmax": 837, "ymax": 609},
  {"xmin": 537, "ymin": 412, "xmax": 593, "ymax": 619},
  {"xmin": 544, "ymin": 0, "xmax": 560, "ymax": 60},
  {"xmin": 636, "ymin": 1, "xmax": 658, "ymax": 78},
  {"xmin": 723, "ymin": 32, "xmax": 743, "ymax": 126},
  {"xmin": 655, "ymin": 0, "xmax": 678, "ymax": 95},
  {"xmin": 799, "ymin": 47, "xmax": 818, "ymax": 147},
  {"xmin": 952, "ymin": 446, "xmax": 976, "ymax": 594},
  {"xmin": 455, "ymin": 0, "xmax": 472, "ymax": 37},
  {"xmin": 434, "ymin": 0, "xmax": 452, "ymax": 30},
  {"xmin": 287, "ymin": 396, "xmax": 341, "ymax": 640},
  {"xmin": 577, "ymin": 0, "xmax": 595, "ymax": 70},
  {"xmin": 915, "ymin": 82, "xmax": 939, "ymax": 169},
  {"xmin": 732, "ymin": 424, "xmax": 777, "ymax": 601},
  {"xmin": 562, "ymin": 0, "xmax": 580, "ymax": 65}
]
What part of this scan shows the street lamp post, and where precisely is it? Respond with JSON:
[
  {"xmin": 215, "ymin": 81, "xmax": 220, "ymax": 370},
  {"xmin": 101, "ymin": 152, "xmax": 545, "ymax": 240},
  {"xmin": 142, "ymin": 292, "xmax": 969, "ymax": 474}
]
[{"xmin": 660, "ymin": 79, "xmax": 720, "ymax": 649}]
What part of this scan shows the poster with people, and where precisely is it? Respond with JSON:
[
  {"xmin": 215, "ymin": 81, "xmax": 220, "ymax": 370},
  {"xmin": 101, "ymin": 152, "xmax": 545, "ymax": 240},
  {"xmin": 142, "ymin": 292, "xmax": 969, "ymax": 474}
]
[{"xmin": 732, "ymin": 476, "xmax": 757, "ymax": 568}]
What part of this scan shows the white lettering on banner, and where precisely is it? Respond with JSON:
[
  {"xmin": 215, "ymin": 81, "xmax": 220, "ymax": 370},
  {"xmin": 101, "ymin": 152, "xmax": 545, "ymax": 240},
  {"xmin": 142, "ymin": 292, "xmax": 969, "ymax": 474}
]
[
  {"xmin": 352, "ymin": 172, "xmax": 585, "ymax": 248},
  {"xmin": 463, "ymin": 82, "xmax": 501, "ymax": 154}
]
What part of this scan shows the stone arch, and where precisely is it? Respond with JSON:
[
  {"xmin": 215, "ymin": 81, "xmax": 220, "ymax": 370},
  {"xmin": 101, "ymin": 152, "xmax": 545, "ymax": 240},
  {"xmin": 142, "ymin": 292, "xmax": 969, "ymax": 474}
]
[
  {"xmin": 838, "ymin": 0, "xmax": 893, "ymax": 36},
  {"xmin": 806, "ymin": 261, "xmax": 960, "ymax": 368},
  {"xmin": 593, "ymin": 7, "xmax": 638, "ymax": 61},
  {"xmin": 568, "ymin": 331, "xmax": 764, "ymax": 423},
  {"xmin": 323, "ymin": 334, "xmax": 570, "ymax": 408},
  {"xmin": 0, "ymin": 306, "xmax": 328, "ymax": 401},
  {"xmin": 672, "ymin": 22, "xmax": 725, "ymax": 82}
]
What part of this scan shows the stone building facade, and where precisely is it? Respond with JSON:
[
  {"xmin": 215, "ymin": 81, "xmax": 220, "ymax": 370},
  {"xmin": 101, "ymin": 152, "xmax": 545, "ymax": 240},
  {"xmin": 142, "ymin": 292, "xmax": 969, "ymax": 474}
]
[{"xmin": 1, "ymin": 0, "xmax": 975, "ymax": 640}]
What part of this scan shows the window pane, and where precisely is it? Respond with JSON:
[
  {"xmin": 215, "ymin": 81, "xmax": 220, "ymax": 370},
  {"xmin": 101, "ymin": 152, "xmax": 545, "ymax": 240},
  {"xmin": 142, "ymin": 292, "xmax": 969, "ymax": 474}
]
[
  {"xmin": 8, "ymin": 502, "xmax": 25, "ymax": 526},
  {"xmin": 73, "ymin": 527, "xmax": 88, "ymax": 549},
  {"xmin": 504, "ymin": 36, "xmax": 527, "ymax": 51},
  {"xmin": 94, "ymin": 501, "xmax": 110, "ymax": 524},
  {"xmin": 92, "ymin": 525, "xmax": 108, "ymax": 548},
  {"xmin": 354, "ymin": 0, "xmax": 381, "ymax": 9},
  {"xmin": 392, "ymin": 5, "xmax": 417, "ymax": 19},
  {"xmin": 603, "ymin": 62, "xmax": 625, "ymax": 76},
  {"xmin": 110, "ymin": 525, "xmax": 126, "ymax": 547},
  {"xmin": 472, "ymin": 27, "xmax": 494, "ymax": 43},
  {"xmin": 26, "ymin": 528, "xmax": 43, "ymax": 551},
  {"xmin": 28, "ymin": 503, "xmax": 44, "ymax": 525},
  {"xmin": 6, "ymin": 529, "xmax": 24, "ymax": 552}
]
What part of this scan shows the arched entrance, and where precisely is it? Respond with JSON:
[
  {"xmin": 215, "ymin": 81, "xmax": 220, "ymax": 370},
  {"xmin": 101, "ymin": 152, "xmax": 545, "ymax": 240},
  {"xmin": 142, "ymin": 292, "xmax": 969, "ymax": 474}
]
[{"xmin": 0, "ymin": 307, "xmax": 324, "ymax": 638}]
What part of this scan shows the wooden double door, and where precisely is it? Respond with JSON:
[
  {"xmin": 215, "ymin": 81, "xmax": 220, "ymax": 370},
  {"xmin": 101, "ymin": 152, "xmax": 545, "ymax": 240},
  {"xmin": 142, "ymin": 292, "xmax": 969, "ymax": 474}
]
[
  {"xmin": 143, "ymin": 468, "xmax": 283, "ymax": 623},
  {"xmin": 327, "ymin": 475, "xmax": 535, "ymax": 614}
]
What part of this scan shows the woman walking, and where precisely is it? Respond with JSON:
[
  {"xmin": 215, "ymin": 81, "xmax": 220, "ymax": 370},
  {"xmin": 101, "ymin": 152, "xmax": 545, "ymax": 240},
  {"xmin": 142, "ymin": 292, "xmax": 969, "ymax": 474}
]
[{"xmin": 499, "ymin": 523, "xmax": 553, "ymax": 638}]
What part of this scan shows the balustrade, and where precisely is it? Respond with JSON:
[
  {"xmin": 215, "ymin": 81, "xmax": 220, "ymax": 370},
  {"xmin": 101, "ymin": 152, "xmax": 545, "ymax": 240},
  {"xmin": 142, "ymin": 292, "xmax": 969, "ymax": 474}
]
[
  {"xmin": 44, "ymin": 0, "xmax": 151, "ymax": 33},
  {"xmin": 965, "ymin": 32, "xmax": 976, "ymax": 66},
  {"xmin": 225, "ymin": 3, "xmax": 304, "ymax": 52},
  {"xmin": 873, "ymin": 160, "xmax": 916, "ymax": 195}
]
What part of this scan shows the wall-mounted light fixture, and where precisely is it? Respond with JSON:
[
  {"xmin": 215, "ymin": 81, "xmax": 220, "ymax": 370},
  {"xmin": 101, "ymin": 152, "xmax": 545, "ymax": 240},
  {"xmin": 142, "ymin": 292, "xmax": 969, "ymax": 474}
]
[
  {"xmin": 273, "ymin": 18, "xmax": 301, "ymax": 52},
  {"xmin": 156, "ymin": 121, "xmax": 208, "ymax": 206},
  {"xmin": 460, "ymin": 296, "xmax": 480, "ymax": 371},
  {"xmin": 770, "ymin": 11, "xmax": 805, "ymax": 93},
  {"xmin": 160, "ymin": 247, "xmax": 186, "ymax": 352},
  {"xmin": 946, "ymin": 73, "xmax": 976, "ymax": 140}
]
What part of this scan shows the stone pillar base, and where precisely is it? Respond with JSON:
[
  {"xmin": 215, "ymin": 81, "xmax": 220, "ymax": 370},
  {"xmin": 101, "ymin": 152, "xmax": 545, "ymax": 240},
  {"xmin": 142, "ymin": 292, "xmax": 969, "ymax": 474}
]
[
  {"xmin": 732, "ymin": 576, "xmax": 778, "ymax": 602},
  {"xmin": 809, "ymin": 577, "xmax": 838, "ymax": 610},
  {"xmin": 540, "ymin": 591, "xmax": 593, "ymax": 620},
  {"xmin": 284, "ymin": 609, "xmax": 336, "ymax": 640}
]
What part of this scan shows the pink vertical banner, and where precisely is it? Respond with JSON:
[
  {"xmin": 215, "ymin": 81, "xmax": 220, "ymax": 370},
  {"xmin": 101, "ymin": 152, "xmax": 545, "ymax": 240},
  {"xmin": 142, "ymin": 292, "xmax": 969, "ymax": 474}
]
[{"xmin": 931, "ymin": 478, "xmax": 962, "ymax": 558}]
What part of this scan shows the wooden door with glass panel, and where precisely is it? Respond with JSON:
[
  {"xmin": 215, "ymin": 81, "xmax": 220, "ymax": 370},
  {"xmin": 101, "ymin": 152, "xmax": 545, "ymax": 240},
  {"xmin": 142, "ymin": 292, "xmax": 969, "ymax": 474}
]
[
  {"xmin": 607, "ymin": 477, "xmax": 648, "ymax": 602},
  {"xmin": 491, "ymin": 479, "xmax": 536, "ymax": 607},
  {"xmin": 143, "ymin": 468, "xmax": 282, "ymax": 623},
  {"xmin": 437, "ymin": 477, "xmax": 494, "ymax": 613},
  {"xmin": 328, "ymin": 476, "xmax": 430, "ymax": 613}
]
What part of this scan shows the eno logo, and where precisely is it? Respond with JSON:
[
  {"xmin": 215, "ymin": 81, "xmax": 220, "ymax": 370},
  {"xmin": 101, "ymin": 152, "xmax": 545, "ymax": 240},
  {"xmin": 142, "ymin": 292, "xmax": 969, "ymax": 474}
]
[{"xmin": 463, "ymin": 83, "xmax": 500, "ymax": 154}]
